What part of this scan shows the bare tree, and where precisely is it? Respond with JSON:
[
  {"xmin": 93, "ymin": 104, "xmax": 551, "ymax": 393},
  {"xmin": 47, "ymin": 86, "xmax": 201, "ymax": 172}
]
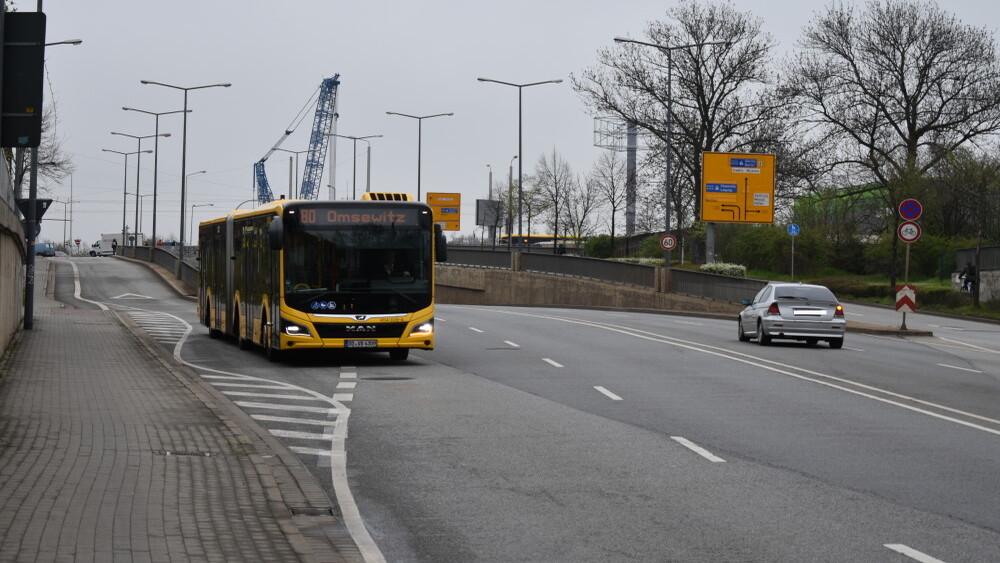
[
  {"xmin": 531, "ymin": 149, "xmax": 575, "ymax": 244},
  {"xmin": 12, "ymin": 105, "xmax": 74, "ymax": 199},
  {"xmin": 572, "ymin": 0, "xmax": 788, "ymax": 234},
  {"xmin": 587, "ymin": 151, "xmax": 629, "ymax": 243},
  {"xmin": 564, "ymin": 173, "xmax": 601, "ymax": 243},
  {"xmin": 785, "ymin": 0, "xmax": 1000, "ymax": 285}
]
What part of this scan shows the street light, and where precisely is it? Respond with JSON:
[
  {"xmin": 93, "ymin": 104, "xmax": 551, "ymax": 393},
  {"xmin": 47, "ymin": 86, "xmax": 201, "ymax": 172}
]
[
  {"xmin": 385, "ymin": 111, "xmax": 453, "ymax": 200},
  {"xmin": 111, "ymin": 131, "xmax": 170, "ymax": 245},
  {"xmin": 126, "ymin": 192, "xmax": 152, "ymax": 240},
  {"xmin": 327, "ymin": 133, "xmax": 382, "ymax": 199},
  {"xmin": 181, "ymin": 170, "xmax": 207, "ymax": 243},
  {"xmin": 477, "ymin": 77, "xmax": 562, "ymax": 249},
  {"xmin": 140, "ymin": 79, "xmax": 231, "ymax": 264},
  {"xmin": 102, "ymin": 148, "xmax": 152, "ymax": 249},
  {"xmin": 273, "ymin": 148, "xmax": 309, "ymax": 198},
  {"xmin": 613, "ymin": 36, "xmax": 729, "ymax": 268},
  {"xmin": 190, "ymin": 203, "xmax": 214, "ymax": 244},
  {"xmin": 122, "ymin": 106, "xmax": 190, "ymax": 245}
]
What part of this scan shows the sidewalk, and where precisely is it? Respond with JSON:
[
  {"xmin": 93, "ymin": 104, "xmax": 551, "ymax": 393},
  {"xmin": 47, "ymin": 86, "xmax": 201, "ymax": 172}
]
[{"xmin": 0, "ymin": 261, "xmax": 359, "ymax": 562}]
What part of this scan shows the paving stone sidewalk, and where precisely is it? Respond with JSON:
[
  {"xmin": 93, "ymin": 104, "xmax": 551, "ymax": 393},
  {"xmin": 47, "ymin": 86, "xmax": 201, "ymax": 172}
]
[{"xmin": 0, "ymin": 262, "xmax": 357, "ymax": 562}]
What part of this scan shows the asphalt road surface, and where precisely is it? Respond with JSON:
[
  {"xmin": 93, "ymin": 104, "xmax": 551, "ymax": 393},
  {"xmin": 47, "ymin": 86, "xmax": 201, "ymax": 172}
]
[{"xmin": 51, "ymin": 257, "xmax": 1000, "ymax": 562}]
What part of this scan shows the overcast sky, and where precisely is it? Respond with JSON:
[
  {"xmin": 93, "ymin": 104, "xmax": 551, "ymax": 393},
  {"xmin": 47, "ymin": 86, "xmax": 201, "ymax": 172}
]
[{"xmin": 23, "ymin": 0, "xmax": 999, "ymax": 247}]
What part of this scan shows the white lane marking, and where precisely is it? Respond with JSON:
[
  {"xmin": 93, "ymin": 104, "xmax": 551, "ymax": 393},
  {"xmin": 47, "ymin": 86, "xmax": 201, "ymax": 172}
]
[
  {"xmin": 504, "ymin": 340, "xmax": 520, "ymax": 348},
  {"xmin": 337, "ymin": 381, "xmax": 357, "ymax": 389},
  {"xmin": 270, "ymin": 429, "xmax": 332, "ymax": 441},
  {"xmin": 937, "ymin": 336, "xmax": 1000, "ymax": 354},
  {"xmin": 542, "ymin": 358, "xmax": 564, "ymax": 368},
  {"xmin": 845, "ymin": 346, "xmax": 865, "ymax": 352},
  {"xmin": 937, "ymin": 363, "xmax": 983, "ymax": 374},
  {"xmin": 883, "ymin": 544, "xmax": 946, "ymax": 563},
  {"xmin": 333, "ymin": 393, "xmax": 354, "ymax": 402},
  {"xmin": 290, "ymin": 446, "xmax": 333, "ymax": 458},
  {"xmin": 594, "ymin": 386, "xmax": 623, "ymax": 401},
  {"xmin": 466, "ymin": 307, "xmax": 1000, "ymax": 437},
  {"xmin": 252, "ymin": 414, "xmax": 336, "ymax": 427},
  {"xmin": 201, "ymin": 375, "xmax": 246, "ymax": 380},
  {"xmin": 234, "ymin": 401, "xmax": 339, "ymax": 415},
  {"xmin": 221, "ymin": 391, "xmax": 325, "ymax": 401},
  {"xmin": 341, "ymin": 371, "xmax": 357, "ymax": 379},
  {"xmin": 468, "ymin": 327, "xmax": 485, "ymax": 333},
  {"xmin": 211, "ymin": 382, "xmax": 293, "ymax": 389},
  {"xmin": 674, "ymin": 320, "xmax": 703, "ymax": 326},
  {"xmin": 671, "ymin": 436, "xmax": 726, "ymax": 463}
]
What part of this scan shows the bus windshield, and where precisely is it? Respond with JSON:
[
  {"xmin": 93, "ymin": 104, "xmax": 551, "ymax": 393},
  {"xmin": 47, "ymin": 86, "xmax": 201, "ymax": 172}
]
[{"xmin": 282, "ymin": 221, "xmax": 432, "ymax": 315}]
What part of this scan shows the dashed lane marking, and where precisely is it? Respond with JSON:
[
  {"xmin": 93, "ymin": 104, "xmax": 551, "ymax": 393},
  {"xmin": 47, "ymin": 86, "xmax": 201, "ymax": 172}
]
[
  {"xmin": 883, "ymin": 544, "xmax": 946, "ymax": 563},
  {"xmin": 542, "ymin": 358, "xmax": 564, "ymax": 368},
  {"xmin": 594, "ymin": 386, "xmax": 623, "ymax": 401},
  {"xmin": 671, "ymin": 436, "xmax": 726, "ymax": 463}
]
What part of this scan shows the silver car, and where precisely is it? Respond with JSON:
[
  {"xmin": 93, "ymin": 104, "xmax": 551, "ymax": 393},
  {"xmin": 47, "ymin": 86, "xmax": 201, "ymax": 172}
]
[{"xmin": 738, "ymin": 282, "xmax": 846, "ymax": 348}]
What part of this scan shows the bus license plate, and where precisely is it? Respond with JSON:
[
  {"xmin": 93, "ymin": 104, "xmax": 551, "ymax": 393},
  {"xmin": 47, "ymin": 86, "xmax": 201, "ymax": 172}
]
[{"xmin": 345, "ymin": 340, "xmax": 378, "ymax": 349}]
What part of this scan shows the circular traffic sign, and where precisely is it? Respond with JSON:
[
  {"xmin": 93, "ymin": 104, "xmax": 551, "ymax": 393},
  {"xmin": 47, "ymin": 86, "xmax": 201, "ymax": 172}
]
[
  {"xmin": 787, "ymin": 223, "xmax": 800, "ymax": 237},
  {"xmin": 897, "ymin": 220, "xmax": 922, "ymax": 243},
  {"xmin": 660, "ymin": 234, "xmax": 677, "ymax": 251},
  {"xmin": 899, "ymin": 198, "xmax": 923, "ymax": 221}
]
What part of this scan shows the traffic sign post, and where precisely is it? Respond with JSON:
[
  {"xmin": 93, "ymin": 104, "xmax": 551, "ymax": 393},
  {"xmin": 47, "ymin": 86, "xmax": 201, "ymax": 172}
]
[
  {"xmin": 787, "ymin": 223, "xmax": 800, "ymax": 281},
  {"xmin": 896, "ymin": 200, "xmax": 922, "ymax": 329}
]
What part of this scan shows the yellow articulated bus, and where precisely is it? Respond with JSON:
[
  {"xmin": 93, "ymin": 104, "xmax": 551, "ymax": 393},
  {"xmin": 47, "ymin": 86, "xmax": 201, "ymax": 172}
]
[{"xmin": 198, "ymin": 194, "xmax": 446, "ymax": 361}]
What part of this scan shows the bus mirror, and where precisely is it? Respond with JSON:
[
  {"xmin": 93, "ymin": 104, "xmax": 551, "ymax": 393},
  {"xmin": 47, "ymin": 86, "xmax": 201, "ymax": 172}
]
[
  {"xmin": 268, "ymin": 217, "xmax": 284, "ymax": 250},
  {"xmin": 435, "ymin": 224, "xmax": 447, "ymax": 262}
]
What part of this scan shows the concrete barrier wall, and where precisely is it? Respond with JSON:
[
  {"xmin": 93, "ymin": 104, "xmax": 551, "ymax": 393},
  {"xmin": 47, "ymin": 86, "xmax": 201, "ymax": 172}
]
[
  {"xmin": 0, "ymin": 177, "xmax": 26, "ymax": 354},
  {"xmin": 436, "ymin": 265, "xmax": 742, "ymax": 316}
]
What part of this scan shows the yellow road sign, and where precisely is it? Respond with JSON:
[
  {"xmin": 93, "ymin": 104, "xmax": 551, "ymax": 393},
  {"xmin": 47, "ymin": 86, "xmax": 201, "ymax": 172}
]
[
  {"xmin": 700, "ymin": 152, "xmax": 775, "ymax": 224},
  {"xmin": 426, "ymin": 192, "xmax": 462, "ymax": 231}
]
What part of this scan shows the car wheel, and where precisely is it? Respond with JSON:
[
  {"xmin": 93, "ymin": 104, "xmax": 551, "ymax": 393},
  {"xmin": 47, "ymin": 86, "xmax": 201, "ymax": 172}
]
[
  {"xmin": 756, "ymin": 321, "xmax": 771, "ymax": 346},
  {"xmin": 829, "ymin": 338, "xmax": 844, "ymax": 349},
  {"xmin": 806, "ymin": 338, "xmax": 818, "ymax": 347},
  {"xmin": 738, "ymin": 319, "xmax": 751, "ymax": 342}
]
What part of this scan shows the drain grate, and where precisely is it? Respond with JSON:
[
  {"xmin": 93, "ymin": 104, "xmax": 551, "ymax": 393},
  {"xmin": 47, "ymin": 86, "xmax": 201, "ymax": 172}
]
[
  {"xmin": 156, "ymin": 450, "xmax": 214, "ymax": 457},
  {"xmin": 289, "ymin": 506, "xmax": 337, "ymax": 516}
]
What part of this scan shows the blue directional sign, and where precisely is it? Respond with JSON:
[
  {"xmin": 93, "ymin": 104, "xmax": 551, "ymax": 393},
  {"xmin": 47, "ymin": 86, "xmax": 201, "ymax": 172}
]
[{"xmin": 787, "ymin": 223, "xmax": 800, "ymax": 237}]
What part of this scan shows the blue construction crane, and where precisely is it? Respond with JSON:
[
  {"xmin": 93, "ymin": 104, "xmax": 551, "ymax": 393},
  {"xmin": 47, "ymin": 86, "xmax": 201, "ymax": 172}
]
[{"xmin": 255, "ymin": 75, "xmax": 340, "ymax": 204}]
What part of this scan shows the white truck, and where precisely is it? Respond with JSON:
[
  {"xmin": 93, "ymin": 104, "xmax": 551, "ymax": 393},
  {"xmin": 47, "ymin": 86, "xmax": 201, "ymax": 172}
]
[{"xmin": 89, "ymin": 233, "xmax": 119, "ymax": 257}]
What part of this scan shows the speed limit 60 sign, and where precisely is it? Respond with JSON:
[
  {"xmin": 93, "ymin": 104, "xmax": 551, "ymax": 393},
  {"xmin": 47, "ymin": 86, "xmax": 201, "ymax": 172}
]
[
  {"xmin": 660, "ymin": 234, "xmax": 677, "ymax": 251},
  {"xmin": 897, "ymin": 221, "xmax": 921, "ymax": 243}
]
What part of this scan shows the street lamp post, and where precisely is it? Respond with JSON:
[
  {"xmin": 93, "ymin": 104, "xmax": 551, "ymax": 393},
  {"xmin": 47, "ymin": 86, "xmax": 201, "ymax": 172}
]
[
  {"xmin": 477, "ymin": 77, "xmax": 562, "ymax": 249},
  {"xmin": 385, "ymin": 112, "xmax": 453, "ymax": 200},
  {"xmin": 327, "ymin": 133, "xmax": 382, "ymax": 199},
  {"xmin": 140, "ymin": 79, "xmax": 231, "ymax": 265},
  {"xmin": 111, "ymin": 131, "xmax": 170, "ymax": 245},
  {"xmin": 126, "ymin": 192, "xmax": 151, "ymax": 239},
  {"xmin": 613, "ymin": 36, "xmax": 729, "ymax": 268},
  {"xmin": 273, "ymin": 149, "xmax": 309, "ymax": 199},
  {"xmin": 122, "ymin": 106, "xmax": 189, "ymax": 245},
  {"xmin": 184, "ymin": 170, "xmax": 207, "ymax": 242},
  {"xmin": 190, "ymin": 203, "xmax": 214, "ymax": 244},
  {"xmin": 102, "ymin": 148, "xmax": 152, "ymax": 250}
]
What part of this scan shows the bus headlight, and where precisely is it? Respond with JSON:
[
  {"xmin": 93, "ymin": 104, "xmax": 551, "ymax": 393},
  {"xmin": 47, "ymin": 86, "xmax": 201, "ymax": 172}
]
[
  {"xmin": 409, "ymin": 321, "xmax": 434, "ymax": 338},
  {"xmin": 282, "ymin": 319, "xmax": 312, "ymax": 337}
]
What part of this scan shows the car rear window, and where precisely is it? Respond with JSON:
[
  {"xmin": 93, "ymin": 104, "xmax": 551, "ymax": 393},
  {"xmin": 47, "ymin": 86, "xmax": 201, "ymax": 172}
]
[{"xmin": 773, "ymin": 286, "xmax": 836, "ymax": 301}]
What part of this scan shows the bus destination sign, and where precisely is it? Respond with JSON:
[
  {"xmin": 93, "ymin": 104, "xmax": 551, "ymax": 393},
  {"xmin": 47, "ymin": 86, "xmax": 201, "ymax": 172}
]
[{"xmin": 297, "ymin": 208, "xmax": 417, "ymax": 227}]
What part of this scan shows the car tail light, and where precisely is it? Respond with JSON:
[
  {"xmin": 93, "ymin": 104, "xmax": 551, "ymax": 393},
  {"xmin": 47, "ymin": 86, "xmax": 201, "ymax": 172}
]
[
  {"xmin": 766, "ymin": 302, "xmax": 780, "ymax": 315},
  {"xmin": 834, "ymin": 304, "xmax": 844, "ymax": 318}
]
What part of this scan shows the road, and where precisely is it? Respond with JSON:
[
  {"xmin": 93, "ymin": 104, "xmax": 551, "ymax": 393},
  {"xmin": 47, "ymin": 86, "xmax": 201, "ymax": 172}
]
[{"xmin": 53, "ymin": 257, "xmax": 1000, "ymax": 562}]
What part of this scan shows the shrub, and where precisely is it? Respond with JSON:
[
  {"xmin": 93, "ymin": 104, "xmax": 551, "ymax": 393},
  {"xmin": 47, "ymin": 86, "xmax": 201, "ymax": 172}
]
[
  {"xmin": 585, "ymin": 235, "xmax": 613, "ymax": 258},
  {"xmin": 701, "ymin": 262, "xmax": 747, "ymax": 277}
]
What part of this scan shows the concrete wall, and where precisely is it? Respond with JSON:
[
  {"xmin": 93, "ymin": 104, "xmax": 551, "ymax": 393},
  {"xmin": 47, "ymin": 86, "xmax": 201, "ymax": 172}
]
[
  {"xmin": 436, "ymin": 265, "xmax": 742, "ymax": 316},
  {"xmin": 0, "ymin": 164, "xmax": 26, "ymax": 355}
]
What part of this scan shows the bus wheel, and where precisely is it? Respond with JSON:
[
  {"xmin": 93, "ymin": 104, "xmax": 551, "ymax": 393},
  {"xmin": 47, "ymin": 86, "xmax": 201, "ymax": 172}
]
[
  {"xmin": 206, "ymin": 307, "xmax": 221, "ymax": 339},
  {"xmin": 389, "ymin": 349, "xmax": 409, "ymax": 361},
  {"xmin": 236, "ymin": 314, "xmax": 251, "ymax": 350}
]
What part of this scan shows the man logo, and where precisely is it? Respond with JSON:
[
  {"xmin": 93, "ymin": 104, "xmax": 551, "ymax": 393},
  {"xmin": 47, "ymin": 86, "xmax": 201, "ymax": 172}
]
[
  {"xmin": 355, "ymin": 315, "xmax": 368, "ymax": 321},
  {"xmin": 346, "ymin": 325, "xmax": 377, "ymax": 333}
]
